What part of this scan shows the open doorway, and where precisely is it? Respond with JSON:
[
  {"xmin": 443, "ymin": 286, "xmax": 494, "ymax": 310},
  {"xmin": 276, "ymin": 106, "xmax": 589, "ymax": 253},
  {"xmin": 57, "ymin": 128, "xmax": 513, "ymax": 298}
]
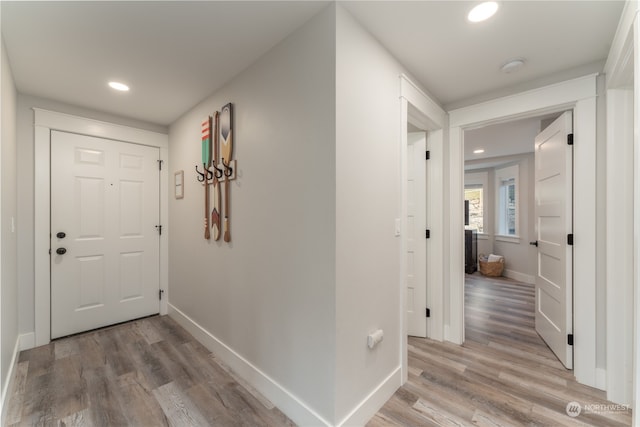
[
  {"xmin": 448, "ymin": 74, "xmax": 600, "ymax": 391},
  {"xmin": 463, "ymin": 112, "xmax": 574, "ymax": 369},
  {"xmin": 398, "ymin": 75, "xmax": 446, "ymax": 384}
]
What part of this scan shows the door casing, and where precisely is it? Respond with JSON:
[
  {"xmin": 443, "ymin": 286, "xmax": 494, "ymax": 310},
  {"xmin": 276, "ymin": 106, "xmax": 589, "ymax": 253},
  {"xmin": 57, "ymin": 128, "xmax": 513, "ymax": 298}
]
[
  {"xmin": 448, "ymin": 74, "xmax": 599, "ymax": 389},
  {"xmin": 399, "ymin": 74, "xmax": 446, "ymax": 384},
  {"xmin": 34, "ymin": 109, "xmax": 169, "ymax": 347}
]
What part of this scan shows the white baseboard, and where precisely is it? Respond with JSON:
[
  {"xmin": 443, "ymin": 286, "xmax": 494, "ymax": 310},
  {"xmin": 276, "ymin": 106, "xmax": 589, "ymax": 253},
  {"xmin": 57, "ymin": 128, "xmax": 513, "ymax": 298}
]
[
  {"xmin": 595, "ymin": 367, "xmax": 607, "ymax": 391},
  {"xmin": 19, "ymin": 333, "xmax": 35, "ymax": 351},
  {"xmin": 168, "ymin": 304, "xmax": 332, "ymax": 427},
  {"xmin": 337, "ymin": 366, "xmax": 401, "ymax": 426},
  {"xmin": 1, "ymin": 336, "xmax": 20, "ymax": 426},
  {"xmin": 503, "ymin": 269, "xmax": 535, "ymax": 284}
]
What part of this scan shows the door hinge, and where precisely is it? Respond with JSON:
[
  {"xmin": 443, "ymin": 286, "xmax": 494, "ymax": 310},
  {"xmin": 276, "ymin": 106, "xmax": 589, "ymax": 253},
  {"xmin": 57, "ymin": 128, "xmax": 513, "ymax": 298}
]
[
  {"xmin": 425, "ymin": 229, "xmax": 430, "ymax": 239},
  {"xmin": 568, "ymin": 334, "xmax": 573, "ymax": 346},
  {"xmin": 426, "ymin": 308, "xmax": 431, "ymax": 318},
  {"xmin": 157, "ymin": 159, "xmax": 163, "ymax": 170},
  {"xmin": 425, "ymin": 150, "xmax": 430, "ymax": 160},
  {"xmin": 567, "ymin": 233, "xmax": 573, "ymax": 246},
  {"xmin": 159, "ymin": 289, "xmax": 165, "ymax": 300},
  {"xmin": 155, "ymin": 225, "xmax": 163, "ymax": 235},
  {"xmin": 567, "ymin": 133, "xmax": 574, "ymax": 146}
]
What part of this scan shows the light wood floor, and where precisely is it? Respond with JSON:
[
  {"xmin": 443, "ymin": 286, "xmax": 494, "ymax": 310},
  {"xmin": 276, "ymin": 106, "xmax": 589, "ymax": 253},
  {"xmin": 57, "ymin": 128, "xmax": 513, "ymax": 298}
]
[
  {"xmin": 6, "ymin": 276, "xmax": 633, "ymax": 426},
  {"xmin": 5, "ymin": 315, "xmax": 295, "ymax": 426},
  {"xmin": 369, "ymin": 274, "xmax": 632, "ymax": 427}
]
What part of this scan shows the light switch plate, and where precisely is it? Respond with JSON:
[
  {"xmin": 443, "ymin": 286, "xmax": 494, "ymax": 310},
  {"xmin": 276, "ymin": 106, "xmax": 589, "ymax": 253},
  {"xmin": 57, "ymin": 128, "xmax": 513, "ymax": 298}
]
[{"xmin": 394, "ymin": 218, "xmax": 401, "ymax": 237}]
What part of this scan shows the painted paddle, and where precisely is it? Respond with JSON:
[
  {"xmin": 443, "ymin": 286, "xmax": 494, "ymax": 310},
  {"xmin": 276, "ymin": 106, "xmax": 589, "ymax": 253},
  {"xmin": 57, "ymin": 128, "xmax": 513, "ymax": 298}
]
[
  {"xmin": 211, "ymin": 111, "xmax": 222, "ymax": 241},
  {"xmin": 201, "ymin": 116, "xmax": 212, "ymax": 240},
  {"xmin": 220, "ymin": 103, "xmax": 233, "ymax": 242}
]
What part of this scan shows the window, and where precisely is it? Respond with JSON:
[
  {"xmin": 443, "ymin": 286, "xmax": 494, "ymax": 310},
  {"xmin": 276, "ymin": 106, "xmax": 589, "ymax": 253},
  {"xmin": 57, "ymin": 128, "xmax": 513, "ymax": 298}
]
[
  {"xmin": 464, "ymin": 185, "xmax": 484, "ymax": 233},
  {"xmin": 496, "ymin": 164, "xmax": 519, "ymax": 237},
  {"xmin": 464, "ymin": 171, "xmax": 488, "ymax": 234}
]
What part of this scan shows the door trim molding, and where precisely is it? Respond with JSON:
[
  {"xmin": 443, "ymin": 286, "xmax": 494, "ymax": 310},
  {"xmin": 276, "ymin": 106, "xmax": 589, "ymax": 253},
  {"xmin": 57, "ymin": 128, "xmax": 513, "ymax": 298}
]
[
  {"xmin": 603, "ymin": 1, "xmax": 638, "ymax": 408},
  {"xmin": 399, "ymin": 75, "xmax": 446, "ymax": 384},
  {"xmin": 448, "ymin": 74, "xmax": 598, "ymax": 388},
  {"xmin": 34, "ymin": 108, "xmax": 169, "ymax": 347}
]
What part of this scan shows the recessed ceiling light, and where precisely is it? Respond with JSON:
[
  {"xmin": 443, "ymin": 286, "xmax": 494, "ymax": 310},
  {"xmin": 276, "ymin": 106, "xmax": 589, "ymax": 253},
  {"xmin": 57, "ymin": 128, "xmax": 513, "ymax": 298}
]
[
  {"xmin": 473, "ymin": 149, "xmax": 485, "ymax": 154},
  {"xmin": 108, "ymin": 81, "xmax": 130, "ymax": 92},
  {"xmin": 468, "ymin": 2, "xmax": 499, "ymax": 23},
  {"xmin": 500, "ymin": 58, "xmax": 525, "ymax": 74}
]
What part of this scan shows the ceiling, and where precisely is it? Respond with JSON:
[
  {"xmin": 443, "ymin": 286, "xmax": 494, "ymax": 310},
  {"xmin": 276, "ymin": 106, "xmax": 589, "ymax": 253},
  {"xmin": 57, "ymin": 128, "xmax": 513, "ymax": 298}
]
[
  {"xmin": 0, "ymin": 1, "xmax": 329, "ymax": 126},
  {"xmin": 463, "ymin": 113, "xmax": 562, "ymax": 170},
  {"xmin": 1, "ymin": 1, "xmax": 625, "ymax": 126},
  {"xmin": 343, "ymin": 1, "xmax": 624, "ymax": 109}
]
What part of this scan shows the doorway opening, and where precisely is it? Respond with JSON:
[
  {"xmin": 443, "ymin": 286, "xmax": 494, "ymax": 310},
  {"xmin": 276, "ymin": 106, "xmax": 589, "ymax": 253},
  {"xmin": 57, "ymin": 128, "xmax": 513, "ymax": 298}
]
[
  {"xmin": 462, "ymin": 112, "xmax": 573, "ymax": 369},
  {"xmin": 398, "ymin": 75, "xmax": 446, "ymax": 384},
  {"xmin": 33, "ymin": 109, "xmax": 169, "ymax": 347},
  {"xmin": 447, "ymin": 74, "xmax": 599, "ymax": 389}
]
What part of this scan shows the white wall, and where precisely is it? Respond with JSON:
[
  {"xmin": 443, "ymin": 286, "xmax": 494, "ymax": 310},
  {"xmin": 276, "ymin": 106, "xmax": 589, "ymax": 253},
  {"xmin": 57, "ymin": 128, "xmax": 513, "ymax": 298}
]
[
  {"xmin": 335, "ymin": 5, "xmax": 415, "ymax": 422},
  {"xmin": 1, "ymin": 35, "xmax": 18, "ymax": 412},
  {"xmin": 15, "ymin": 94, "xmax": 165, "ymax": 336},
  {"xmin": 168, "ymin": 5, "xmax": 337, "ymax": 424},
  {"xmin": 465, "ymin": 153, "xmax": 536, "ymax": 283},
  {"xmin": 493, "ymin": 154, "xmax": 535, "ymax": 282}
]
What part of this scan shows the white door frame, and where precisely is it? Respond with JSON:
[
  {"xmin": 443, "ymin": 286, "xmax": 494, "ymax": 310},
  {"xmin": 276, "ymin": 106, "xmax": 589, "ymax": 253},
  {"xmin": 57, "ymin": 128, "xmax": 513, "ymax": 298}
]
[
  {"xmin": 448, "ymin": 74, "xmax": 599, "ymax": 388},
  {"xmin": 604, "ymin": 0, "xmax": 634, "ymax": 407},
  {"xmin": 604, "ymin": 0, "xmax": 640, "ymax": 419},
  {"xmin": 33, "ymin": 109, "xmax": 169, "ymax": 347},
  {"xmin": 399, "ymin": 75, "xmax": 446, "ymax": 383}
]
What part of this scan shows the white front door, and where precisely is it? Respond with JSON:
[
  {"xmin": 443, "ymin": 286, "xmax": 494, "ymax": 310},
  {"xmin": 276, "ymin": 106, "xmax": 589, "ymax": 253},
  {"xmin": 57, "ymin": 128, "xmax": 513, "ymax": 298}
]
[
  {"xmin": 533, "ymin": 111, "xmax": 573, "ymax": 369},
  {"xmin": 407, "ymin": 132, "xmax": 427, "ymax": 337},
  {"xmin": 51, "ymin": 131, "xmax": 160, "ymax": 338}
]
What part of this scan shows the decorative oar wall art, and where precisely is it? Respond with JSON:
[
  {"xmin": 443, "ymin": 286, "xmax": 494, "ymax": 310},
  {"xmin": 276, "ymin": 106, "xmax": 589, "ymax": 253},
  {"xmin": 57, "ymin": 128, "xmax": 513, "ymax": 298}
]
[{"xmin": 195, "ymin": 103, "xmax": 236, "ymax": 243}]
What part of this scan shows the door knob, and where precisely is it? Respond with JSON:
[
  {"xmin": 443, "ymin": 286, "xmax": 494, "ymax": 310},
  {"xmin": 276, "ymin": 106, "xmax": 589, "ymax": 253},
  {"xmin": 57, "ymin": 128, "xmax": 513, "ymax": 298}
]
[
  {"xmin": 529, "ymin": 241, "xmax": 538, "ymax": 247},
  {"xmin": 56, "ymin": 232, "xmax": 66, "ymax": 239},
  {"xmin": 56, "ymin": 248, "xmax": 67, "ymax": 255}
]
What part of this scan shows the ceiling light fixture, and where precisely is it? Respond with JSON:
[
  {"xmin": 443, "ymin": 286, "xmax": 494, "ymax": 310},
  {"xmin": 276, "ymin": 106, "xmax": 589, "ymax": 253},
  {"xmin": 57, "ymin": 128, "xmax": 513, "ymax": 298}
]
[
  {"xmin": 108, "ymin": 81, "xmax": 130, "ymax": 92},
  {"xmin": 467, "ymin": 2, "xmax": 499, "ymax": 23},
  {"xmin": 500, "ymin": 58, "xmax": 525, "ymax": 74},
  {"xmin": 473, "ymin": 149, "xmax": 485, "ymax": 154}
]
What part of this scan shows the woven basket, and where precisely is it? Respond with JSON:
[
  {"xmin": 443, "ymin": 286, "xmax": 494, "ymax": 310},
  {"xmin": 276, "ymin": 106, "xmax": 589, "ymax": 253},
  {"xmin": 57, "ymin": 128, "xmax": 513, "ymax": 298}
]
[{"xmin": 478, "ymin": 256, "xmax": 505, "ymax": 277}]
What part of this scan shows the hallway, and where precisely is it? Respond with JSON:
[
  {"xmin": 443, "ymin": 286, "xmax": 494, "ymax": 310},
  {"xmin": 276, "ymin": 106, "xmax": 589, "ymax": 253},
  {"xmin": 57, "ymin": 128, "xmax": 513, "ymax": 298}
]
[{"xmin": 369, "ymin": 275, "xmax": 632, "ymax": 426}]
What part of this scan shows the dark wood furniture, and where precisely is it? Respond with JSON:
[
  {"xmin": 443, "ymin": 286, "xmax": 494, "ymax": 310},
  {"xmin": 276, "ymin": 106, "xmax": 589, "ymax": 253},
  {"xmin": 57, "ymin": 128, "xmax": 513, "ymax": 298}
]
[{"xmin": 465, "ymin": 229, "xmax": 477, "ymax": 274}]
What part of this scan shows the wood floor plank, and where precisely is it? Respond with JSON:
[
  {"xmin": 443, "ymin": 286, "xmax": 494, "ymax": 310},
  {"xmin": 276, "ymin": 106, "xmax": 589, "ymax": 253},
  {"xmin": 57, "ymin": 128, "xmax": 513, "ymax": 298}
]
[
  {"xmin": 5, "ymin": 315, "xmax": 294, "ymax": 427},
  {"xmin": 57, "ymin": 408, "xmax": 91, "ymax": 427},
  {"xmin": 51, "ymin": 355, "xmax": 88, "ymax": 420},
  {"xmin": 372, "ymin": 274, "xmax": 632, "ymax": 426},
  {"xmin": 6, "ymin": 275, "xmax": 632, "ymax": 426},
  {"xmin": 133, "ymin": 317, "xmax": 164, "ymax": 345},
  {"xmin": 84, "ymin": 366, "xmax": 129, "ymax": 426},
  {"xmin": 20, "ymin": 371, "xmax": 56, "ymax": 426},
  {"xmin": 212, "ymin": 354, "xmax": 277, "ymax": 410},
  {"xmin": 116, "ymin": 371, "xmax": 170, "ymax": 427},
  {"xmin": 153, "ymin": 381, "xmax": 210, "ymax": 427},
  {"xmin": 412, "ymin": 398, "xmax": 470, "ymax": 427},
  {"xmin": 5, "ymin": 361, "xmax": 28, "ymax": 425}
]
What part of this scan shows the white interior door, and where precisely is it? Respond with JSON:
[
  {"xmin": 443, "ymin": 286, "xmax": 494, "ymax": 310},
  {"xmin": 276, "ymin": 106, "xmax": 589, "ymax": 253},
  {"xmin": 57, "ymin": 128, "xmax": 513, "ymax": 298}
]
[
  {"xmin": 534, "ymin": 111, "xmax": 573, "ymax": 369},
  {"xmin": 51, "ymin": 131, "xmax": 160, "ymax": 338},
  {"xmin": 407, "ymin": 132, "xmax": 427, "ymax": 337}
]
